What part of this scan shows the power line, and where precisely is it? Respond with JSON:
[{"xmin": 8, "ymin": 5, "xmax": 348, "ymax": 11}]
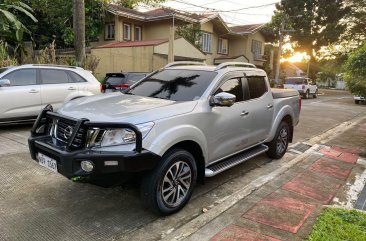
[{"xmin": 170, "ymin": 0, "xmax": 279, "ymax": 13}]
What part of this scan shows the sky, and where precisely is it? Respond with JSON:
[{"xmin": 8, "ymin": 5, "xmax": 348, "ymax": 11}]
[{"xmin": 160, "ymin": 0, "xmax": 279, "ymax": 26}]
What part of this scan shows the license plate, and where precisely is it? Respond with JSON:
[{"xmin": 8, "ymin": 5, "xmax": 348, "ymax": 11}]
[{"xmin": 37, "ymin": 153, "xmax": 58, "ymax": 173}]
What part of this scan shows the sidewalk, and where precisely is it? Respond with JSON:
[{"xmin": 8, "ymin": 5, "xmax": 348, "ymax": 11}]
[{"xmin": 172, "ymin": 117, "xmax": 366, "ymax": 241}]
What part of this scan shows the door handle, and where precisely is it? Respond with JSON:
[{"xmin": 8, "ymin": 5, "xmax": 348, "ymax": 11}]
[
  {"xmin": 29, "ymin": 89, "xmax": 39, "ymax": 93},
  {"xmin": 68, "ymin": 87, "xmax": 77, "ymax": 90},
  {"xmin": 241, "ymin": 111, "xmax": 249, "ymax": 117},
  {"xmin": 267, "ymin": 104, "xmax": 274, "ymax": 109}
]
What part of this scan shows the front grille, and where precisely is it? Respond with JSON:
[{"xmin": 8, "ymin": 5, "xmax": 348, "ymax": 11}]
[{"xmin": 55, "ymin": 118, "xmax": 86, "ymax": 148}]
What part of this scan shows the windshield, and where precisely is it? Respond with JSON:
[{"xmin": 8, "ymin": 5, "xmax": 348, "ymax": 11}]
[
  {"xmin": 105, "ymin": 76, "xmax": 126, "ymax": 85},
  {"xmin": 0, "ymin": 67, "xmax": 9, "ymax": 74},
  {"xmin": 126, "ymin": 69, "xmax": 217, "ymax": 101},
  {"xmin": 285, "ymin": 78, "xmax": 304, "ymax": 85}
]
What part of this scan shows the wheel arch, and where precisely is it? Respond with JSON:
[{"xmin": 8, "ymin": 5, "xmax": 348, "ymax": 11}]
[
  {"xmin": 164, "ymin": 140, "xmax": 206, "ymax": 184},
  {"xmin": 265, "ymin": 106, "xmax": 295, "ymax": 143}
]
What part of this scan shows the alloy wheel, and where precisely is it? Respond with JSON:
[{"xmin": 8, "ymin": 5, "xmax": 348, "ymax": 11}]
[
  {"xmin": 161, "ymin": 161, "xmax": 192, "ymax": 208},
  {"xmin": 276, "ymin": 128, "xmax": 288, "ymax": 154}
]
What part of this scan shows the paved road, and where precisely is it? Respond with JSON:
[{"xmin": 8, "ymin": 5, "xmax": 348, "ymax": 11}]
[{"xmin": 0, "ymin": 89, "xmax": 365, "ymax": 241}]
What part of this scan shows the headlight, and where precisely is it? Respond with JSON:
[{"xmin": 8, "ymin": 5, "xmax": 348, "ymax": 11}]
[{"xmin": 87, "ymin": 122, "xmax": 154, "ymax": 147}]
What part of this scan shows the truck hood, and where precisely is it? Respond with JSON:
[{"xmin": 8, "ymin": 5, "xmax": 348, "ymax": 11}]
[{"xmin": 58, "ymin": 93, "xmax": 197, "ymax": 124}]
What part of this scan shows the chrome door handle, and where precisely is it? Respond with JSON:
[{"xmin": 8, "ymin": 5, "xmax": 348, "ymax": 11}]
[
  {"xmin": 29, "ymin": 89, "xmax": 39, "ymax": 93},
  {"xmin": 68, "ymin": 87, "xmax": 77, "ymax": 90},
  {"xmin": 267, "ymin": 104, "xmax": 274, "ymax": 109},
  {"xmin": 241, "ymin": 111, "xmax": 249, "ymax": 117}
]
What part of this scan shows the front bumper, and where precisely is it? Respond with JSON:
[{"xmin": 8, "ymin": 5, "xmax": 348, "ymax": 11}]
[
  {"xmin": 29, "ymin": 136, "xmax": 160, "ymax": 179},
  {"xmin": 28, "ymin": 105, "xmax": 160, "ymax": 179}
]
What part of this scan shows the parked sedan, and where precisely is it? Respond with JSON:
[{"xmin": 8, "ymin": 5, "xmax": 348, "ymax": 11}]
[{"xmin": 0, "ymin": 64, "xmax": 101, "ymax": 125}]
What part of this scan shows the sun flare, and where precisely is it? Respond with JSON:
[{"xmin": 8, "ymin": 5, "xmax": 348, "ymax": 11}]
[{"xmin": 281, "ymin": 52, "xmax": 310, "ymax": 63}]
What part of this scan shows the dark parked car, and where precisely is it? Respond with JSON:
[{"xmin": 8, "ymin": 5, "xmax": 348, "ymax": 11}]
[{"xmin": 102, "ymin": 72, "xmax": 149, "ymax": 92}]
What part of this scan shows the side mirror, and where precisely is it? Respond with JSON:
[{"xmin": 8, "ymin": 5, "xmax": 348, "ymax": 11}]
[
  {"xmin": 0, "ymin": 79, "xmax": 10, "ymax": 87},
  {"xmin": 210, "ymin": 92, "xmax": 236, "ymax": 107}
]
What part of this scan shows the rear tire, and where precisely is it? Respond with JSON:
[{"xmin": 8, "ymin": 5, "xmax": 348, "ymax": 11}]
[
  {"xmin": 355, "ymin": 100, "xmax": 360, "ymax": 104},
  {"xmin": 303, "ymin": 90, "xmax": 309, "ymax": 99},
  {"xmin": 313, "ymin": 90, "xmax": 318, "ymax": 98},
  {"xmin": 266, "ymin": 121, "xmax": 290, "ymax": 159},
  {"xmin": 141, "ymin": 149, "xmax": 197, "ymax": 215}
]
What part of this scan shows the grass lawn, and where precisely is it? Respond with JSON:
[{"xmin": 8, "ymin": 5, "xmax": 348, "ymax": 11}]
[{"xmin": 307, "ymin": 207, "xmax": 366, "ymax": 240}]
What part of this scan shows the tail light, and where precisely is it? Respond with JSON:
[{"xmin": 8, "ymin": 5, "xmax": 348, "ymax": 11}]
[
  {"xmin": 100, "ymin": 83, "xmax": 103, "ymax": 93},
  {"xmin": 113, "ymin": 84, "xmax": 129, "ymax": 89},
  {"xmin": 302, "ymin": 85, "xmax": 305, "ymax": 90},
  {"xmin": 299, "ymin": 96, "xmax": 302, "ymax": 112}
]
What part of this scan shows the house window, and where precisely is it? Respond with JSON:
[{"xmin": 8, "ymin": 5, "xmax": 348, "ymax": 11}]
[
  {"xmin": 135, "ymin": 26, "xmax": 142, "ymax": 41},
  {"xmin": 123, "ymin": 23, "xmax": 131, "ymax": 41},
  {"xmin": 218, "ymin": 38, "xmax": 228, "ymax": 54},
  {"xmin": 201, "ymin": 32, "xmax": 212, "ymax": 53},
  {"xmin": 251, "ymin": 40, "xmax": 262, "ymax": 60},
  {"xmin": 105, "ymin": 23, "xmax": 115, "ymax": 40}
]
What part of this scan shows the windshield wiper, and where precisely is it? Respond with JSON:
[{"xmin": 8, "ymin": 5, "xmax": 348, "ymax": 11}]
[{"xmin": 124, "ymin": 92, "xmax": 135, "ymax": 95}]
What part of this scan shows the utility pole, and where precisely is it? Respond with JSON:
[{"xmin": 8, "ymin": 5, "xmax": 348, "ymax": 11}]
[
  {"xmin": 274, "ymin": 21, "xmax": 284, "ymax": 83},
  {"xmin": 168, "ymin": 13, "xmax": 175, "ymax": 63},
  {"xmin": 274, "ymin": 14, "xmax": 302, "ymax": 83},
  {"xmin": 73, "ymin": 0, "xmax": 85, "ymax": 66}
]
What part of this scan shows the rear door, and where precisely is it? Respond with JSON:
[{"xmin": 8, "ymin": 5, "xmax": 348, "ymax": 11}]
[
  {"xmin": 244, "ymin": 75, "xmax": 274, "ymax": 144},
  {"xmin": 39, "ymin": 69, "xmax": 78, "ymax": 110},
  {"xmin": 0, "ymin": 68, "xmax": 41, "ymax": 120}
]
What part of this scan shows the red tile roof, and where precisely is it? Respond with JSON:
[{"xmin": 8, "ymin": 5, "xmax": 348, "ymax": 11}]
[{"xmin": 95, "ymin": 39, "xmax": 168, "ymax": 49}]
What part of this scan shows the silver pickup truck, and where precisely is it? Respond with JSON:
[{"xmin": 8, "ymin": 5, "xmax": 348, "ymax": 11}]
[{"xmin": 29, "ymin": 62, "xmax": 301, "ymax": 215}]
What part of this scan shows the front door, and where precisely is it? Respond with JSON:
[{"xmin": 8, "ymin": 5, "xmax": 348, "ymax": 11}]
[
  {"xmin": 207, "ymin": 75, "xmax": 253, "ymax": 163},
  {"xmin": 0, "ymin": 68, "xmax": 41, "ymax": 120}
]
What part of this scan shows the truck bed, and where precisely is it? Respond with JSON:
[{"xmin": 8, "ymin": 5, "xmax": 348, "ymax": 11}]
[{"xmin": 271, "ymin": 88, "xmax": 299, "ymax": 99}]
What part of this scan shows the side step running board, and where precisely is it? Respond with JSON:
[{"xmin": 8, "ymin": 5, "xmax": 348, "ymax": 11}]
[{"xmin": 205, "ymin": 144, "xmax": 269, "ymax": 177}]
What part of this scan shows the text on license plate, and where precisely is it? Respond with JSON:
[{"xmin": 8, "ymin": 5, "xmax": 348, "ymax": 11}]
[{"xmin": 37, "ymin": 153, "xmax": 58, "ymax": 173}]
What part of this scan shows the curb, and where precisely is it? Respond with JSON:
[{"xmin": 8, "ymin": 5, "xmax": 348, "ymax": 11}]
[{"xmin": 161, "ymin": 145, "xmax": 320, "ymax": 241}]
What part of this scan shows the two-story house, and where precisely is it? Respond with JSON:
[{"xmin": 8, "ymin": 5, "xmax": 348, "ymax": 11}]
[{"xmin": 91, "ymin": 4, "xmax": 268, "ymax": 78}]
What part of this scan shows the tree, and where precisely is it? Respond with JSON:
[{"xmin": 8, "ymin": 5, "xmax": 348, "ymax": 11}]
[
  {"xmin": 266, "ymin": 1, "xmax": 349, "ymax": 58},
  {"xmin": 344, "ymin": 42, "xmax": 366, "ymax": 98},
  {"xmin": 0, "ymin": 1, "xmax": 37, "ymax": 62},
  {"xmin": 176, "ymin": 24, "xmax": 202, "ymax": 49},
  {"xmin": 73, "ymin": 0, "xmax": 85, "ymax": 65},
  {"xmin": 117, "ymin": 0, "xmax": 166, "ymax": 9},
  {"xmin": 343, "ymin": 0, "xmax": 366, "ymax": 45}
]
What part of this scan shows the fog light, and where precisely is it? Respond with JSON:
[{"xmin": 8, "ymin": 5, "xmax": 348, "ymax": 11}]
[{"xmin": 81, "ymin": 160, "xmax": 94, "ymax": 172}]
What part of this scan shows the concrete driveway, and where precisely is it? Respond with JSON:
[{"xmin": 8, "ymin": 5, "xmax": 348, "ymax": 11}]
[{"xmin": 0, "ymin": 89, "xmax": 365, "ymax": 241}]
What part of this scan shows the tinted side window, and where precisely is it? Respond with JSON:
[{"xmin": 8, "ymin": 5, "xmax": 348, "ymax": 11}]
[
  {"xmin": 4, "ymin": 69, "xmax": 37, "ymax": 86},
  {"xmin": 41, "ymin": 69, "xmax": 70, "ymax": 84},
  {"xmin": 247, "ymin": 76, "xmax": 267, "ymax": 99},
  {"xmin": 69, "ymin": 72, "xmax": 87, "ymax": 82},
  {"xmin": 215, "ymin": 78, "xmax": 243, "ymax": 102}
]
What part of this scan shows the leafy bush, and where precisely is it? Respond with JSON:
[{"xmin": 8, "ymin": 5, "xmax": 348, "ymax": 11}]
[
  {"xmin": 0, "ymin": 41, "xmax": 17, "ymax": 67},
  {"xmin": 344, "ymin": 42, "xmax": 366, "ymax": 97}
]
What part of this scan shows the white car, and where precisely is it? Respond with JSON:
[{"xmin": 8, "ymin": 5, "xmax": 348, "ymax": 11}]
[
  {"xmin": 284, "ymin": 77, "xmax": 318, "ymax": 99},
  {"xmin": 0, "ymin": 64, "xmax": 101, "ymax": 125},
  {"xmin": 354, "ymin": 95, "xmax": 365, "ymax": 104}
]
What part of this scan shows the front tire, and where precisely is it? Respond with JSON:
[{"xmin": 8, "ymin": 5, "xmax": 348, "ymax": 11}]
[
  {"xmin": 355, "ymin": 100, "xmax": 360, "ymax": 104},
  {"xmin": 141, "ymin": 149, "xmax": 197, "ymax": 215},
  {"xmin": 303, "ymin": 90, "xmax": 309, "ymax": 99},
  {"xmin": 266, "ymin": 121, "xmax": 290, "ymax": 159}
]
